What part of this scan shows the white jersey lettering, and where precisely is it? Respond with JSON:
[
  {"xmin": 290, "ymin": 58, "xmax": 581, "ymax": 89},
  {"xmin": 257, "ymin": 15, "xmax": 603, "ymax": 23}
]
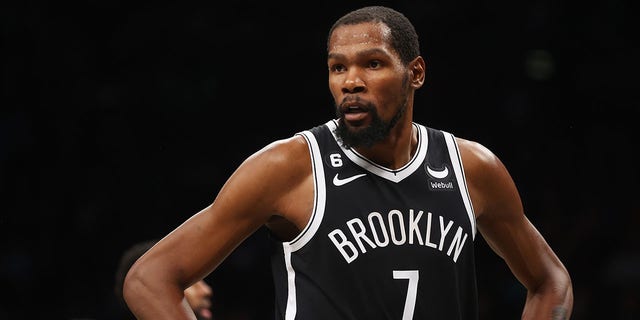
[{"xmin": 329, "ymin": 209, "xmax": 469, "ymax": 264}]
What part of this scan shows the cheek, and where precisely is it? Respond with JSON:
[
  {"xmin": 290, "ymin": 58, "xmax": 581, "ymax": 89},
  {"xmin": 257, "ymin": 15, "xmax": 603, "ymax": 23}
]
[
  {"xmin": 372, "ymin": 77, "xmax": 405, "ymax": 105},
  {"xmin": 328, "ymin": 79, "xmax": 342, "ymax": 101}
]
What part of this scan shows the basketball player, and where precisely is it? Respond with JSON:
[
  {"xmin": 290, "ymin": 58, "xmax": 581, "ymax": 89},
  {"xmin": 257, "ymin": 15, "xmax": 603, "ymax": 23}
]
[{"xmin": 124, "ymin": 6, "xmax": 573, "ymax": 319}]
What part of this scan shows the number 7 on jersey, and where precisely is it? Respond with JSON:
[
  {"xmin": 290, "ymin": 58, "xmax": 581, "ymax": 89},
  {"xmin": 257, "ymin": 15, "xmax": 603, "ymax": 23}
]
[{"xmin": 393, "ymin": 270, "xmax": 419, "ymax": 320}]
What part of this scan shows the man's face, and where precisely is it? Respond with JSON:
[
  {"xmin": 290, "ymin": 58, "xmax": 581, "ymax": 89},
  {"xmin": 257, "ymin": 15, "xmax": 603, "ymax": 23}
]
[{"xmin": 327, "ymin": 22, "xmax": 410, "ymax": 148}]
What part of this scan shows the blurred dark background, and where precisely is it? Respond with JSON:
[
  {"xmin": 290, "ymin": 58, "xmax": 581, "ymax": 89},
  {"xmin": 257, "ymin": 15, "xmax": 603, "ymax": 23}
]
[{"xmin": 2, "ymin": 0, "xmax": 638, "ymax": 319}]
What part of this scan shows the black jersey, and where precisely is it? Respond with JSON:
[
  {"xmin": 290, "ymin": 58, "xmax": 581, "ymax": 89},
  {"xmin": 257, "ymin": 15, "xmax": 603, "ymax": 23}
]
[{"xmin": 270, "ymin": 120, "xmax": 478, "ymax": 320}]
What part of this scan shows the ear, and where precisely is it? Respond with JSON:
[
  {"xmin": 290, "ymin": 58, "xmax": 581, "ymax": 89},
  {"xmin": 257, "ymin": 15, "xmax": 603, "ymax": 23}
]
[{"xmin": 409, "ymin": 56, "xmax": 426, "ymax": 89}]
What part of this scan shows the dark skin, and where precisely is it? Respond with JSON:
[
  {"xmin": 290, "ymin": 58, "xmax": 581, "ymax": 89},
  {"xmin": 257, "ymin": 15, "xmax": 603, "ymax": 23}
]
[{"xmin": 124, "ymin": 21, "xmax": 573, "ymax": 319}]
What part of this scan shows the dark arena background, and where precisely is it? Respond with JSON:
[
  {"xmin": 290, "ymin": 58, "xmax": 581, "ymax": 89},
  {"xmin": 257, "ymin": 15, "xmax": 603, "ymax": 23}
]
[{"xmin": 2, "ymin": 1, "xmax": 638, "ymax": 319}]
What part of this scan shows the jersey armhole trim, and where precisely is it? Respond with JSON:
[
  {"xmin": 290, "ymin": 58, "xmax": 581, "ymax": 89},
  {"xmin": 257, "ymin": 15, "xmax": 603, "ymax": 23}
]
[
  {"xmin": 286, "ymin": 130, "xmax": 327, "ymax": 251},
  {"xmin": 444, "ymin": 132, "xmax": 477, "ymax": 239}
]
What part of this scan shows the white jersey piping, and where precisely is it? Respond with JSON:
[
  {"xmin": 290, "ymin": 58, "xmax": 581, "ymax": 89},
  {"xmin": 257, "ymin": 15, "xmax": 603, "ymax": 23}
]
[{"xmin": 444, "ymin": 132, "xmax": 477, "ymax": 239}]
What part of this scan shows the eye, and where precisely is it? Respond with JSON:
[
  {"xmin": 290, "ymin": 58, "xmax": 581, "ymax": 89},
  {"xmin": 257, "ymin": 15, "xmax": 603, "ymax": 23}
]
[
  {"xmin": 330, "ymin": 64, "xmax": 346, "ymax": 73},
  {"xmin": 368, "ymin": 60, "xmax": 382, "ymax": 69}
]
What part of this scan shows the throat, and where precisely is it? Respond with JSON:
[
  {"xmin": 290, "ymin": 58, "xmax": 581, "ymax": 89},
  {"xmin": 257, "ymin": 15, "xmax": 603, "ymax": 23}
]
[{"xmin": 360, "ymin": 124, "xmax": 418, "ymax": 170}]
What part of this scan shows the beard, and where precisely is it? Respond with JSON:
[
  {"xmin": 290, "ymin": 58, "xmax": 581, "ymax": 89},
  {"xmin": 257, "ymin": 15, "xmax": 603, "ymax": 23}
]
[{"xmin": 334, "ymin": 96, "xmax": 407, "ymax": 149}]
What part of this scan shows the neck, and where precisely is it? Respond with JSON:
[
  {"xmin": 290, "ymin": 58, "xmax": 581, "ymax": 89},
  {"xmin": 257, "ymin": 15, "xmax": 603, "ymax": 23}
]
[{"xmin": 354, "ymin": 119, "xmax": 417, "ymax": 170}]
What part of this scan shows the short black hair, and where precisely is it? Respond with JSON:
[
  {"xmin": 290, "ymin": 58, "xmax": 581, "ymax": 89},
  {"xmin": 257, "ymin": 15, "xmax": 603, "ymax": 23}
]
[
  {"xmin": 327, "ymin": 6, "xmax": 420, "ymax": 65},
  {"xmin": 114, "ymin": 239, "xmax": 158, "ymax": 309}
]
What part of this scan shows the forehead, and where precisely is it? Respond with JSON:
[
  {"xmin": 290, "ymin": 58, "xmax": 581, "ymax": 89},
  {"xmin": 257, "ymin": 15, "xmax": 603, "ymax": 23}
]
[{"xmin": 328, "ymin": 22, "xmax": 391, "ymax": 53}]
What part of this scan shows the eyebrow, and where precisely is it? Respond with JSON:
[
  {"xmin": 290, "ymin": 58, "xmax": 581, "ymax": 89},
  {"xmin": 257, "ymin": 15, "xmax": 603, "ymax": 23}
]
[{"xmin": 328, "ymin": 48, "xmax": 391, "ymax": 60}]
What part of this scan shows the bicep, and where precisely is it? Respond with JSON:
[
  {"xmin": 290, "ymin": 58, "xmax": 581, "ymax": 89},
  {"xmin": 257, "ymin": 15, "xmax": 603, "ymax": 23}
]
[
  {"xmin": 460, "ymin": 139, "xmax": 562, "ymax": 290},
  {"xmin": 136, "ymin": 139, "xmax": 305, "ymax": 288},
  {"xmin": 478, "ymin": 211, "xmax": 561, "ymax": 291}
]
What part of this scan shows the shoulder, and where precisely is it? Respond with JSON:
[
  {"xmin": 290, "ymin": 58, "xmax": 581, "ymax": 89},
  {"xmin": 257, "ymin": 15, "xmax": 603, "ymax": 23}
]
[
  {"xmin": 250, "ymin": 134, "xmax": 310, "ymax": 168},
  {"xmin": 455, "ymin": 137, "xmax": 502, "ymax": 173},
  {"xmin": 454, "ymin": 137, "xmax": 521, "ymax": 220},
  {"xmin": 246, "ymin": 134, "xmax": 314, "ymax": 230},
  {"xmin": 235, "ymin": 133, "xmax": 313, "ymax": 198},
  {"xmin": 241, "ymin": 134, "xmax": 311, "ymax": 181},
  {"xmin": 216, "ymin": 133, "xmax": 312, "ymax": 222}
]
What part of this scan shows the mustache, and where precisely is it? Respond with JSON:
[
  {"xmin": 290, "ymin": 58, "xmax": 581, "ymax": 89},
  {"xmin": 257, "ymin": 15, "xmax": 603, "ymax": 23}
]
[
  {"xmin": 338, "ymin": 96, "xmax": 373, "ymax": 113},
  {"xmin": 340, "ymin": 95, "xmax": 362, "ymax": 106}
]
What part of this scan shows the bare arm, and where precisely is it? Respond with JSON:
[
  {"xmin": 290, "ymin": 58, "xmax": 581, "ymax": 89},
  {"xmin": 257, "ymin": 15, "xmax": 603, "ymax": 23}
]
[
  {"xmin": 458, "ymin": 138, "xmax": 573, "ymax": 320},
  {"xmin": 123, "ymin": 135, "xmax": 312, "ymax": 319}
]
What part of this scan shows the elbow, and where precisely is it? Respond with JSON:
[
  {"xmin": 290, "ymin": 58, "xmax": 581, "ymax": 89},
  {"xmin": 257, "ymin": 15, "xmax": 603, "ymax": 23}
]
[
  {"xmin": 122, "ymin": 263, "xmax": 148, "ymax": 310},
  {"xmin": 540, "ymin": 263, "xmax": 573, "ymax": 305},
  {"xmin": 523, "ymin": 267, "xmax": 574, "ymax": 320},
  {"xmin": 551, "ymin": 269, "xmax": 574, "ymax": 320},
  {"xmin": 543, "ymin": 265, "xmax": 574, "ymax": 316},
  {"xmin": 554, "ymin": 264, "xmax": 573, "ymax": 304},
  {"xmin": 561, "ymin": 268, "xmax": 574, "ymax": 308}
]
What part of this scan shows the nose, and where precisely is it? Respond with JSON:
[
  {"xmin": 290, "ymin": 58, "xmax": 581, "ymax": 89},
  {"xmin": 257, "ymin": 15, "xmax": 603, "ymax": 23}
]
[{"xmin": 342, "ymin": 69, "xmax": 366, "ymax": 94}]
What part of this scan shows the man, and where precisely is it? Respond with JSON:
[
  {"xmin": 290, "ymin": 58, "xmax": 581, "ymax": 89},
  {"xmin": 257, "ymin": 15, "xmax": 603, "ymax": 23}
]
[
  {"xmin": 124, "ymin": 6, "xmax": 573, "ymax": 319},
  {"xmin": 115, "ymin": 240, "xmax": 213, "ymax": 320}
]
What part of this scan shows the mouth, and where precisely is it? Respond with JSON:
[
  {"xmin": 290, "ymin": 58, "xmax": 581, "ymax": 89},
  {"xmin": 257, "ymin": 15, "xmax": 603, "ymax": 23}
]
[
  {"xmin": 344, "ymin": 110, "xmax": 367, "ymax": 122},
  {"xmin": 340, "ymin": 100, "xmax": 369, "ymax": 122},
  {"xmin": 343, "ymin": 104, "xmax": 365, "ymax": 112}
]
